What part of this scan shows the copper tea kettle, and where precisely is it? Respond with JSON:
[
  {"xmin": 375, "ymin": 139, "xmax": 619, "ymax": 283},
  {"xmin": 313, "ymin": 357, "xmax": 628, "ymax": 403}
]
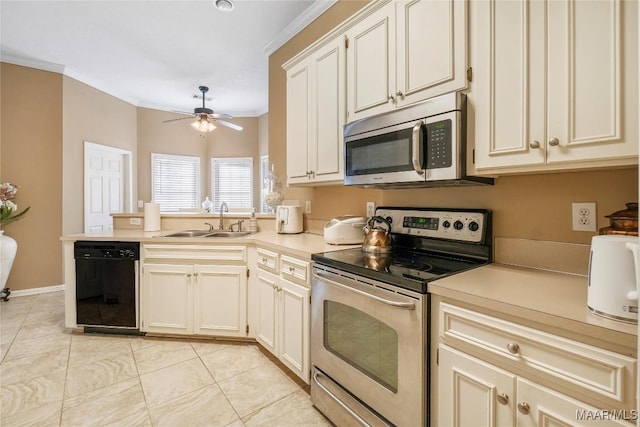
[{"xmin": 362, "ymin": 216, "xmax": 393, "ymax": 253}]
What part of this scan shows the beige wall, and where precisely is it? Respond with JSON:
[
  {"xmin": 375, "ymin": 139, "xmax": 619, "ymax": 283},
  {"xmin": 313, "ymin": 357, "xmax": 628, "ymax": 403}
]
[
  {"xmin": 137, "ymin": 107, "xmax": 261, "ymax": 210},
  {"xmin": 268, "ymin": 1, "xmax": 639, "ymax": 246},
  {"xmin": 62, "ymin": 76, "xmax": 138, "ymax": 235},
  {"xmin": 1, "ymin": 63, "xmax": 64, "ymax": 291}
]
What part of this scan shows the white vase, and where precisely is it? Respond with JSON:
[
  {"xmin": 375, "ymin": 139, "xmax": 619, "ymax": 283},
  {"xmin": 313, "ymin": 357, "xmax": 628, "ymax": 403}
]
[{"xmin": 0, "ymin": 230, "xmax": 18, "ymax": 290}]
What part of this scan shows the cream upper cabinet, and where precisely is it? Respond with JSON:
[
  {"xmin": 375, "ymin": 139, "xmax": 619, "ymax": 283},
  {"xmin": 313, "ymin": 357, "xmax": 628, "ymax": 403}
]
[
  {"xmin": 345, "ymin": 0, "xmax": 468, "ymax": 122},
  {"xmin": 472, "ymin": 0, "xmax": 638, "ymax": 174},
  {"xmin": 285, "ymin": 35, "xmax": 345, "ymax": 186}
]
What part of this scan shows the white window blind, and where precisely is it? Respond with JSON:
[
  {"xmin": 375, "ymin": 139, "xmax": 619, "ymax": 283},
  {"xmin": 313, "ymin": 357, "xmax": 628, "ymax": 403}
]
[
  {"xmin": 151, "ymin": 153, "xmax": 201, "ymax": 212},
  {"xmin": 211, "ymin": 157, "xmax": 253, "ymax": 212},
  {"xmin": 260, "ymin": 155, "xmax": 269, "ymax": 213}
]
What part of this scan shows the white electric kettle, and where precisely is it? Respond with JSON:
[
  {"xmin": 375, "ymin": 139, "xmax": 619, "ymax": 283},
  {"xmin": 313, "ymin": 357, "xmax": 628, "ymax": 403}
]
[{"xmin": 587, "ymin": 235, "xmax": 640, "ymax": 323}]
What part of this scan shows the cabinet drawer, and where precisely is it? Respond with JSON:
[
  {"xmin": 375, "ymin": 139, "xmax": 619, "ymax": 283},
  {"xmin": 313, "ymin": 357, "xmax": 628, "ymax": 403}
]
[
  {"xmin": 439, "ymin": 303, "xmax": 636, "ymax": 407},
  {"xmin": 280, "ymin": 255, "xmax": 310, "ymax": 287},
  {"xmin": 143, "ymin": 244, "xmax": 246, "ymax": 263},
  {"xmin": 256, "ymin": 247, "xmax": 279, "ymax": 273}
]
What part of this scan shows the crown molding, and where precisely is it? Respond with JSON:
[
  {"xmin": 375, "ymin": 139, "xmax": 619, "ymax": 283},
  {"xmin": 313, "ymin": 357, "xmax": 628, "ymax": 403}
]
[
  {"xmin": 1, "ymin": 54, "xmax": 65, "ymax": 74},
  {"xmin": 263, "ymin": 0, "xmax": 338, "ymax": 56}
]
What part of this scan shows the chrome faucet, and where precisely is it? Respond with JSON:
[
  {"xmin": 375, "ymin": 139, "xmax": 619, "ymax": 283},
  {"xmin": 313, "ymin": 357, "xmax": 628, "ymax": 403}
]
[{"xmin": 219, "ymin": 202, "xmax": 228, "ymax": 230}]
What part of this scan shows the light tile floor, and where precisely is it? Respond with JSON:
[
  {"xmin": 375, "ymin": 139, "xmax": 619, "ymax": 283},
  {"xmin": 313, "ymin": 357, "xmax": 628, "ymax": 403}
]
[{"xmin": 0, "ymin": 291, "xmax": 331, "ymax": 427}]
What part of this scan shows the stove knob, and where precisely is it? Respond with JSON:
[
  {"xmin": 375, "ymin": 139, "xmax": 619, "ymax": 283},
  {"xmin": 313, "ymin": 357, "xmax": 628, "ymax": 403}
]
[
  {"xmin": 468, "ymin": 221, "xmax": 479, "ymax": 232},
  {"xmin": 442, "ymin": 220, "xmax": 451, "ymax": 228},
  {"xmin": 453, "ymin": 220, "xmax": 464, "ymax": 230}
]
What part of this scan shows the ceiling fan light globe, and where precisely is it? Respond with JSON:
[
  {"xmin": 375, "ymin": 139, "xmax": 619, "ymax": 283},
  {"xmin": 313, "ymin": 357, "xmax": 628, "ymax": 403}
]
[{"xmin": 191, "ymin": 118, "xmax": 216, "ymax": 133}]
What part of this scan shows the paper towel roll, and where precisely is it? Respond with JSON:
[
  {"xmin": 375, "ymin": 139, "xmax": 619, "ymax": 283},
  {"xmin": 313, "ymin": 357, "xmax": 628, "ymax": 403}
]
[{"xmin": 144, "ymin": 203, "xmax": 161, "ymax": 231}]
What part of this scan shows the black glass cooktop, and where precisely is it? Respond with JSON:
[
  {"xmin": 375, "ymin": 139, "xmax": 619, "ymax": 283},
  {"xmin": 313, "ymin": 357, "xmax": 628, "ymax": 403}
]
[{"xmin": 312, "ymin": 247, "xmax": 486, "ymax": 294}]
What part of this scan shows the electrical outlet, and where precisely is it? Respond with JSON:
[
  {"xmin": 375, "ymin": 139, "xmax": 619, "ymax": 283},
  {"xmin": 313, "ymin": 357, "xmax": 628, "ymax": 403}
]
[
  {"xmin": 305, "ymin": 200, "xmax": 311, "ymax": 214},
  {"xmin": 130, "ymin": 218, "xmax": 141, "ymax": 225},
  {"xmin": 572, "ymin": 202, "xmax": 596, "ymax": 232},
  {"xmin": 366, "ymin": 201, "xmax": 376, "ymax": 217}
]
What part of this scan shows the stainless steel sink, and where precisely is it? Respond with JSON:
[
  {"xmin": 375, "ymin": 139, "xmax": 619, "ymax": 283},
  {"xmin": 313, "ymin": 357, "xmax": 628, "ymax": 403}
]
[
  {"xmin": 205, "ymin": 231, "xmax": 252, "ymax": 238},
  {"xmin": 161, "ymin": 230, "xmax": 213, "ymax": 237},
  {"xmin": 159, "ymin": 230, "xmax": 251, "ymax": 238}
]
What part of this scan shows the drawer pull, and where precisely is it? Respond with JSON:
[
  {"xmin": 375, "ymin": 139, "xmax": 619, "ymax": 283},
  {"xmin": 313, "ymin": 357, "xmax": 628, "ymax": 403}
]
[
  {"xmin": 289, "ymin": 267, "xmax": 295, "ymax": 272},
  {"xmin": 496, "ymin": 393, "xmax": 509, "ymax": 405},
  {"xmin": 517, "ymin": 402, "xmax": 530, "ymax": 415},
  {"xmin": 507, "ymin": 342, "xmax": 520, "ymax": 354}
]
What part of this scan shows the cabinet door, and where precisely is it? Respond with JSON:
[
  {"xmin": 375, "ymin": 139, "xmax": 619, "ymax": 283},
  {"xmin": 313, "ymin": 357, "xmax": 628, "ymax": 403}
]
[
  {"xmin": 255, "ymin": 269, "xmax": 278, "ymax": 356},
  {"xmin": 193, "ymin": 264, "xmax": 247, "ymax": 337},
  {"xmin": 346, "ymin": 1, "xmax": 395, "ymax": 122},
  {"xmin": 142, "ymin": 263, "xmax": 192, "ymax": 334},
  {"xmin": 395, "ymin": 0, "xmax": 468, "ymax": 108},
  {"xmin": 516, "ymin": 378, "xmax": 632, "ymax": 427},
  {"xmin": 438, "ymin": 345, "xmax": 516, "ymax": 427},
  {"xmin": 546, "ymin": 0, "xmax": 638, "ymax": 165},
  {"xmin": 286, "ymin": 62, "xmax": 311, "ymax": 184},
  {"xmin": 471, "ymin": 0, "xmax": 546, "ymax": 171},
  {"xmin": 279, "ymin": 278, "xmax": 310, "ymax": 383},
  {"xmin": 312, "ymin": 37, "xmax": 345, "ymax": 183}
]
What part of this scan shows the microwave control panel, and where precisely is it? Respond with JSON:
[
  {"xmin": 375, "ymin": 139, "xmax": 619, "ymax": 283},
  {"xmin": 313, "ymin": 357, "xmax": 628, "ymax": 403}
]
[
  {"xmin": 424, "ymin": 119, "xmax": 452, "ymax": 169},
  {"xmin": 376, "ymin": 208, "xmax": 488, "ymax": 243}
]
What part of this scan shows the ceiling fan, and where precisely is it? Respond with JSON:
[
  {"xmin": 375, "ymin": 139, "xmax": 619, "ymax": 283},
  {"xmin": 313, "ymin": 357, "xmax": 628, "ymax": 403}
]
[{"xmin": 162, "ymin": 86, "xmax": 243, "ymax": 132}]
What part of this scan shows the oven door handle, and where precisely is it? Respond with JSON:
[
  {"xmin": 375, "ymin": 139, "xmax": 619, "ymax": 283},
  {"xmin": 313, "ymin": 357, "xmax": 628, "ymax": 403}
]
[
  {"xmin": 313, "ymin": 370, "xmax": 372, "ymax": 427},
  {"xmin": 412, "ymin": 120, "xmax": 424, "ymax": 176},
  {"xmin": 312, "ymin": 271, "xmax": 416, "ymax": 310}
]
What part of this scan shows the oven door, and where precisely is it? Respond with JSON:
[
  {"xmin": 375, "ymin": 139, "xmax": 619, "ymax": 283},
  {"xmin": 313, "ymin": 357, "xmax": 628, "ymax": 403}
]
[
  {"xmin": 344, "ymin": 111, "xmax": 459, "ymax": 186},
  {"xmin": 310, "ymin": 265, "xmax": 426, "ymax": 427}
]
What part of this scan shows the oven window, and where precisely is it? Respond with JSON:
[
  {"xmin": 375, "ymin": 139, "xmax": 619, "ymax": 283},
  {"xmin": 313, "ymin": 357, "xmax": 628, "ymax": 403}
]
[{"xmin": 323, "ymin": 301, "xmax": 398, "ymax": 392}]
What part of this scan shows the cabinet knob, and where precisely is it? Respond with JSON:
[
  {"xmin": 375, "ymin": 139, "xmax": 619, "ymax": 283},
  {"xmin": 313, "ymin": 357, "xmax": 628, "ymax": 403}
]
[
  {"xmin": 529, "ymin": 140, "xmax": 540, "ymax": 149},
  {"xmin": 396, "ymin": 91, "xmax": 404, "ymax": 98},
  {"xmin": 517, "ymin": 402, "xmax": 530, "ymax": 415},
  {"xmin": 388, "ymin": 94, "xmax": 395, "ymax": 102},
  {"xmin": 289, "ymin": 266, "xmax": 295, "ymax": 272},
  {"xmin": 507, "ymin": 342, "xmax": 520, "ymax": 354},
  {"xmin": 187, "ymin": 273, "xmax": 192, "ymax": 278},
  {"xmin": 548, "ymin": 137, "xmax": 560, "ymax": 146},
  {"xmin": 496, "ymin": 393, "xmax": 509, "ymax": 405}
]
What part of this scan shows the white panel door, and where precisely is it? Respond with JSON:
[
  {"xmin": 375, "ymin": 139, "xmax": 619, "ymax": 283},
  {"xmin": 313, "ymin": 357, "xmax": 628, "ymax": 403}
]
[
  {"xmin": 312, "ymin": 37, "xmax": 345, "ymax": 183},
  {"xmin": 255, "ymin": 269, "xmax": 278, "ymax": 355},
  {"xmin": 84, "ymin": 142, "xmax": 128, "ymax": 233},
  {"xmin": 142, "ymin": 263, "xmax": 191, "ymax": 335},
  {"xmin": 278, "ymin": 278, "xmax": 310, "ymax": 382},
  {"xmin": 346, "ymin": 1, "xmax": 395, "ymax": 122},
  {"xmin": 193, "ymin": 264, "xmax": 247, "ymax": 337},
  {"xmin": 438, "ymin": 345, "xmax": 516, "ymax": 427}
]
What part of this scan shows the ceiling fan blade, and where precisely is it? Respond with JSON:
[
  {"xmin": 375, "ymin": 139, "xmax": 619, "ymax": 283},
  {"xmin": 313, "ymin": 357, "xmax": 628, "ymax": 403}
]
[
  {"xmin": 162, "ymin": 116, "xmax": 194, "ymax": 123},
  {"xmin": 216, "ymin": 119, "xmax": 243, "ymax": 131},
  {"xmin": 210, "ymin": 113, "xmax": 232, "ymax": 119}
]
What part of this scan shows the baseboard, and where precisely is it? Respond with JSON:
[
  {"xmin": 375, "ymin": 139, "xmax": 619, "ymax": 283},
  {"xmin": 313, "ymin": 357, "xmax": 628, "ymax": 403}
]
[{"xmin": 6, "ymin": 284, "xmax": 65, "ymax": 298}]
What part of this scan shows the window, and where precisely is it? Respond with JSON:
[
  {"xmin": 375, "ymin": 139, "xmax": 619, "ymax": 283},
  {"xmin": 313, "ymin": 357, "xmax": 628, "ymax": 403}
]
[
  {"xmin": 260, "ymin": 155, "xmax": 269, "ymax": 213},
  {"xmin": 151, "ymin": 153, "xmax": 201, "ymax": 212},
  {"xmin": 211, "ymin": 157, "xmax": 253, "ymax": 212}
]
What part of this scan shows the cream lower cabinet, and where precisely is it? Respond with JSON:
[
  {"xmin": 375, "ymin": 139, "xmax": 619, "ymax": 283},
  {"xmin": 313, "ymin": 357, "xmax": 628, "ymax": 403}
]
[
  {"xmin": 435, "ymin": 302, "xmax": 637, "ymax": 427},
  {"xmin": 254, "ymin": 248, "xmax": 311, "ymax": 383},
  {"xmin": 471, "ymin": 0, "xmax": 638, "ymax": 174},
  {"xmin": 439, "ymin": 346, "xmax": 632, "ymax": 427},
  {"xmin": 141, "ymin": 244, "xmax": 248, "ymax": 338}
]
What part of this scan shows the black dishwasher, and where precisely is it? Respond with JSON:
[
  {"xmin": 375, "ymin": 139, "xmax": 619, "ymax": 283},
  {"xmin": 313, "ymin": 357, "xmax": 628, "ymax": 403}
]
[{"xmin": 74, "ymin": 241, "xmax": 140, "ymax": 331}]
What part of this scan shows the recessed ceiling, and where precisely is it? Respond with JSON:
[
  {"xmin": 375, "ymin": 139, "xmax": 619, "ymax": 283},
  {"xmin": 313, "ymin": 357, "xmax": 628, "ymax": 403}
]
[{"xmin": 0, "ymin": 0, "xmax": 334, "ymax": 117}]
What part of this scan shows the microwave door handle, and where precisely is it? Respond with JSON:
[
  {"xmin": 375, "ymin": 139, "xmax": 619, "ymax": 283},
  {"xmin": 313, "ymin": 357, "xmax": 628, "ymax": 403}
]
[{"xmin": 412, "ymin": 120, "xmax": 424, "ymax": 175}]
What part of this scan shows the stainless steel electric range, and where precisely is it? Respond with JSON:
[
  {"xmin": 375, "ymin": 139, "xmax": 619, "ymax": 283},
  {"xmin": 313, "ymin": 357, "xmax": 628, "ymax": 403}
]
[{"xmin": 310, "ymin": 207, "xmax": 492, "ymax": 427}]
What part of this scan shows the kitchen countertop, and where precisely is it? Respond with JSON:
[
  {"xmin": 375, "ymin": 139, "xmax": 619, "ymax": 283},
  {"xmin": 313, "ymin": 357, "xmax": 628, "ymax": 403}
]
[
  {"xmin": 61, "ymin": 229, "xmax": 358, "ymax": 259},
  {"xmin": 429, "ymin": 263, "xmax": 637, "ymax": 353}
]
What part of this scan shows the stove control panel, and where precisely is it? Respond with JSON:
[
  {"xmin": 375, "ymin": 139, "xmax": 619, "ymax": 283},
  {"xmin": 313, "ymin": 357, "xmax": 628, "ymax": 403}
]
[{"xmin": 376, "ymin": 208, "xmax": 488, "ymax": 243}]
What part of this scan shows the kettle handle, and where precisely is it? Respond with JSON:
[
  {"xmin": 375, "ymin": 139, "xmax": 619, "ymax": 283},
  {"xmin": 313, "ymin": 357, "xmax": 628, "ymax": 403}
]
[
  {"xmin": 625, "ymin": 241, "xmax": 640, "ymax": 301},
  {"xmin": 366, "ymin": 216, "xmax": 392, "ymax": 233}
]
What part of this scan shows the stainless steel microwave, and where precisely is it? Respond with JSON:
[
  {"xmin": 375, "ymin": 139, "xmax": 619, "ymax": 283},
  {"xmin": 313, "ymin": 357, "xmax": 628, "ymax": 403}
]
[{"xmin": 344, "ymin": 91, "xmax": 493, "ymax": 188}]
